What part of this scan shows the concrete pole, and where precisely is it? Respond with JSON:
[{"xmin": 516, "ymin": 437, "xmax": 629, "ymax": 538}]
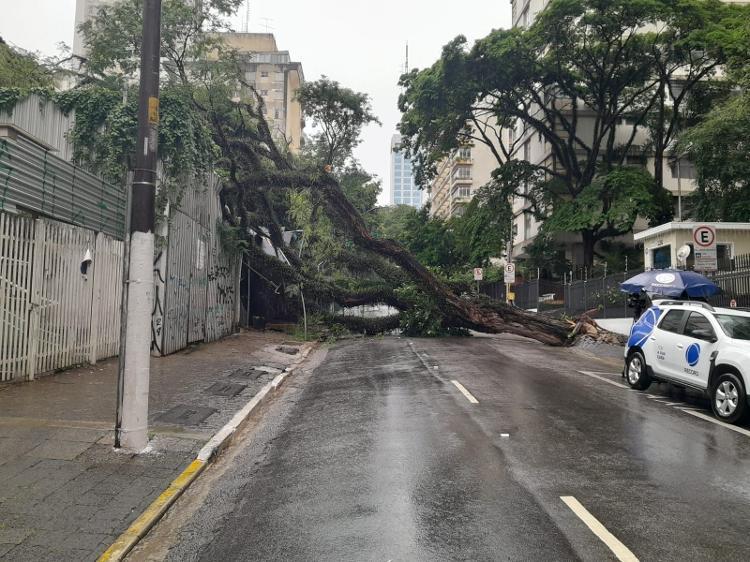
[{"xmin": 116, "ymin": 0, "xmax": 161, "ymax": 451}]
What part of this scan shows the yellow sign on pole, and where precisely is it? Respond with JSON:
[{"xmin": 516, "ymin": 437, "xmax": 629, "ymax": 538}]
[{"xmin": 148, "ymin": 97, "xmax": 160, "ymax": 125}]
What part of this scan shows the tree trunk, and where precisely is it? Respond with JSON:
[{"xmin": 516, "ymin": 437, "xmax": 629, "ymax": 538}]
[{"xmin": 581, "ymin": 230, "xmax": 596, "ymax": 269}]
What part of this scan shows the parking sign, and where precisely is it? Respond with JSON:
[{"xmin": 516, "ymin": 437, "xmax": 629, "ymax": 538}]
[
  {"xmin": 504, "ymin": 263, "xmax": 516, "ymax": 284},
  {"xmin": 692, "ymin": 225, "xmax": 717, "ymax": 271}
]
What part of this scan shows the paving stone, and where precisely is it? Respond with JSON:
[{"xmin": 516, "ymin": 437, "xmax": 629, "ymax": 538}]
[
  {"xmin": 60, "ymin": 532, "xmax": 111, "ymax": 552},
  {"xmin": 21, "ymin": 529, "xmax": 73, "ymax": 548},
  {"xmin": 0, "ymin": 529, "xmax": 31, "ymax": 546},
  {"xmin": 0, "ymin": 438, "xmax": 43, "ymax": 463},
  {"xmin": 49, "ymin": 428, "xmax": 108, "ymax": 444},
  {"xmin": 27, "ymin": 439, "xmax": 94, "ymax": 461},
  {"xmin": 204, "ymin": 381, "xmax": 247, "ymax": 397},
  {"xmin": 156, "ymin": 405, "xmax": 217, "ymax": 426}
]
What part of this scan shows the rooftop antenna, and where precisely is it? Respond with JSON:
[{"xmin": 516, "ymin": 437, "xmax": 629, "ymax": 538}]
[
  {"xmin": 404, "ymin": 41, "xmax": 409, "ymax": 74},
  {"xmin": 243, "ymin": 0, "xmax": 250, "ymax": 33},
  {"xmin": 260, "ymin": 17, "xmax": 274, "ymax": 33}
]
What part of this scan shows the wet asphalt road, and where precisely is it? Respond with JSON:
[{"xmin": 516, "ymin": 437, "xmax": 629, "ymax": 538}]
[{"xmin": 138, "ymin": 335, "xmax": 750, "ymax": 561}]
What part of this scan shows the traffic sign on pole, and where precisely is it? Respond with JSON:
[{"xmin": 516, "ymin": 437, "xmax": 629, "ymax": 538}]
[
  {"xmin": 692, "ymin": 224, "xmax": 717, "ymax": 272},
  {"xmin": 504, "ymin": 263, "xmax": 516, "ymax": 284}
]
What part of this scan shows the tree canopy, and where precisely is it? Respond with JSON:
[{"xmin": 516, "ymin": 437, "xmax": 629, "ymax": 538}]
[{"xmin": 399, "ymin": 0, "xmax": 749, "ymax": 266}]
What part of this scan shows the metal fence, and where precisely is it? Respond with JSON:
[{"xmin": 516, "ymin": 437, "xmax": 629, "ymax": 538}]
[
  {"xmin": 0, "ymin": 213, "xmax": 123, "ymax": 382},
  {"xmin": 481, "ymin": 254, "xmax": 750, "ymax": 318},
  {"xmin": 0, "ymin": 135, "xmax": 126, "ymax": 239},
  {"xmin": 150, "ymin": 173, "xmax": 240, "ymax": 356}
]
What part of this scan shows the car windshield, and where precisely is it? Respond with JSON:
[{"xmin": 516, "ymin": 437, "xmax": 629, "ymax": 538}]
[{"xmin": 715, "ymin": 315, "xmax": 750, "ymax": 340}]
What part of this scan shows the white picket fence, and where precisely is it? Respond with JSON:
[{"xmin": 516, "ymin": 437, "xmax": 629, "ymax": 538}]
[{"xmin": 0, "ymin": 213, "xmax": 123, "ymax": 382}]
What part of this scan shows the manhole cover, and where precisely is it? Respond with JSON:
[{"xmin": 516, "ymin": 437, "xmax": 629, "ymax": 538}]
[
  {"xmin": 205, "ymin": 382, "xmax": 246, "ymax": 397},
  {"xmin": 156, "ymin": 405, "xmax": 217, "ymax": 425}
]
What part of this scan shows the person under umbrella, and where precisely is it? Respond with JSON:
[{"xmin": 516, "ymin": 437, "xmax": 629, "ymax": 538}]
[{"xmin": 628, "ymin": 288, "xmax": 650, "ymax": 321}]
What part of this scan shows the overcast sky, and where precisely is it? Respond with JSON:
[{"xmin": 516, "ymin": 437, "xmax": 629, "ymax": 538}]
[{"xmin": 0, "ymin": 0, "xmax": 512, "ymax": 204}]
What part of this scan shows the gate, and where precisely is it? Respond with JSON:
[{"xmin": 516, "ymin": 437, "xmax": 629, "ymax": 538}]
[
  {"xmin": 0, "ymin": 213, "xmax": 123, "ymax": 382},
  {"xmin": 0, "ymin": 214, "xmax": 34, "ymax": 381}
]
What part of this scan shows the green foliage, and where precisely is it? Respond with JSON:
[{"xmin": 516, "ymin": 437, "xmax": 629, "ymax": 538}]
[
  {"xmin": 0, "ymin": 41, "xmax": 53, "ymax": 97},
  {"xmin": 80, "ymin": 0, "xmax": 243, "ymax": 83},
  {"xmin": 398, "ymin": 0, "xmax": 749, "ymax": 266},
  {"xmin": 682, "ymin": 92, "xmax": 750, "ymax": 221},
  {"xmin": 541, "ymin": 167, "xmax": 668, "ymax": 236},
  {"xmin": 451, "ymin": 182, "xmax": 512, "ymax": 268},
  {"xmin": 217, "ymin": 220, "xmax": 249, "ymax": 256},
  {"xmin": 395, "ymin": 284, "xmax": 468, "ymax": 337},
  {"xmin": 297, "ymin": 77, "xmax": 381, "ymax": 168}
]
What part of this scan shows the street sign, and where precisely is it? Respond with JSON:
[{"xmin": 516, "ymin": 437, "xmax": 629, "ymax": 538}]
[
  {"xmin": 692, "ymin": 224, "xmax": 717, "ymax": 271},
  {"xmin": 473, "ymin": 267, "xmax": 484, "ymax": 281},
  {"xmin": 504, "ymin": 263, "xmax": 516, "ymax": 284}
]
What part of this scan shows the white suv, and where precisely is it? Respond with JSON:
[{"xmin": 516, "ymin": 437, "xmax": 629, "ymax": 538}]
[{"xmin": 624, "ymin": 300, "xmax": 750, "ymax": 424}]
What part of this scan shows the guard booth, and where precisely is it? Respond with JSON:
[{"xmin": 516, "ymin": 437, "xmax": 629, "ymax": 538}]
[{"xmin": 635, "ymin": 222, "xmax": 750, "ymax": 271}]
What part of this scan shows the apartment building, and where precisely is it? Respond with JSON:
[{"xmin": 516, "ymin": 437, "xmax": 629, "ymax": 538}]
[
  {"xmin": 72, "ymin": 0, "xmax": 118, "ymax": 57},
  {"xmin": 427, "ymin": 142, "xmax": 498, "ymax": 220},
  {"xmin": 390, "ymin": 134, "xmax": 422, "ymax": 208},
  {"xmin": 217, "ymin": 33, "xmax": 305, "ymax": 154}
]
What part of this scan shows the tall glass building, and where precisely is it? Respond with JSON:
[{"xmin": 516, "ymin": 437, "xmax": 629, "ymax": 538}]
[{"xmin": 390, "ymin": 134, "xmax": 422, "ymax": 208}]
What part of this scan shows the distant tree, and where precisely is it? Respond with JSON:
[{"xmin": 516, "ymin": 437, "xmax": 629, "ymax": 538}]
[
  {"xmin": 451, "ymin": 182, "xmax": 512, "ymax": 268},
  {"xmin": 297, "ymin": 77, "xmax": 380, "ymax": 168},
  {"xmin": 681, "ymin": 93, "xmax": 750, "ymax": 221}
]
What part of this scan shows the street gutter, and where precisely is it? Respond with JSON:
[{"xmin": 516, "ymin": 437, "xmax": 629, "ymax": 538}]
[{"xmin": 98, "ymin": 342, "xmax": 317, "ymax": 562}]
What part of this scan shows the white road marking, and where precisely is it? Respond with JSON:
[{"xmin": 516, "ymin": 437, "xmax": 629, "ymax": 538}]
[
  {"xmin": 500, "ymin": 433, "xmax": 510, "ymax": 438},
  {"xmin": 680, "ymin": 409, "xmax": 750, "ymax": 438},
  {"xmin": 577, "ymin": 371, "xmax": 630, "ymax": 389},
  {"xmin": 451, "ymin": 380, "xmax": 479, "ymax": 404},
  {"xmin": 560, "ymin": 496, "xmax": 639, "ymax": 562}
]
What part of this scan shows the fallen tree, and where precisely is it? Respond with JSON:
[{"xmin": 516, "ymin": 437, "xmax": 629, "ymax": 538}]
[{"xmin": 72, "ymin": 0, "xmax": 624, "ymax": 346}]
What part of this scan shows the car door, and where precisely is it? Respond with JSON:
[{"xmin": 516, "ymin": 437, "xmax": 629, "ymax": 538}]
[
  {"xmin": 649, "ymin": 309, "xmax": 688, "ymax": 379},
  {"xmin": 666, "ymin": 311, "xmax": 718, "ymax": 388}
]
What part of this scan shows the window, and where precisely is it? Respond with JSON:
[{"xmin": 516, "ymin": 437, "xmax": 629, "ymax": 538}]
[
  {"xmin": 260, "ymin": 71, "xmax": 269, "ymax": 78},
  {"xmin": 659, "ymin": 310, "xmax": 686, "ymax": 334},
  {"xmin": 683, "ymin": 312, "xmax": 716, "ymax": 341},
  {"xmin": 274, "ymin": 109, "xmax": 280, "ymax": 119},
  {"xmin": 260, "ymin": 90, "xmax": 268, "ymax": 96},
  {"xmin": 652, "ymin": 245, "xmax": 671, "ymax": 269},
  {"xmin": 716, "ymin": 315, "xmax": 750, "ymax": 340}
]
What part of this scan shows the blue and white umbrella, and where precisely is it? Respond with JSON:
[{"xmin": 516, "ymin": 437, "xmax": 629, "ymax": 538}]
[{"xmin": 620, "ymin": 269, "xmax": 720, "ymax": 298}]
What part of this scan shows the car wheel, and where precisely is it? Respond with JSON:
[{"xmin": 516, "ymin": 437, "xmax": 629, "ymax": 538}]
[
  {"xmin": 711, "ymin": 372, "xmax": 748, "ymax": 424},
  {"xmin": 626, "ymin": 351, "xmax": 651, "ymax": 390}
]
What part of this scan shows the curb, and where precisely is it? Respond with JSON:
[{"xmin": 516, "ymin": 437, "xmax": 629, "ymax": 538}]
[{"xmin": 98, "ymin": 342, "xmax": 317, "ymax": 562}]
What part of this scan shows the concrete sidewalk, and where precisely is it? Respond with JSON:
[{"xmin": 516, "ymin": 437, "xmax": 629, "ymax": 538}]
[{"xmin": 0, "ymin": 330, "xmax": 310, "ymax": 561}]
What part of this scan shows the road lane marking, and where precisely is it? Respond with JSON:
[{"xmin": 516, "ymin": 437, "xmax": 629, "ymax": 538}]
[
  {"xmin": 451, "ymin": 380, "xmax": 479, "ymax": 404},
  {"xmin": 560, "ymin": 496, "xmax": 638, "ymax": 562},
  {"xmin": 680, "ymin": 409, "xmax": 750, "ymax": 438},
  {"xmin": 500, "ymin": 433, "xmax": 510, "ymax": 438},
  {"xmin": 577, "ymin": 371, "xmax": 629, "ymax": 389}
]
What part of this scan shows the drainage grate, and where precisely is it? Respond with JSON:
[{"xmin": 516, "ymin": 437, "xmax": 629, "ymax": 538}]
[
  {"xmin": 156, "ymin": 405, "xmax": 217, "ymax": 425},
  {"xmin": 205, "ymin": 382, "xmax": 247, "ymax": 397}
]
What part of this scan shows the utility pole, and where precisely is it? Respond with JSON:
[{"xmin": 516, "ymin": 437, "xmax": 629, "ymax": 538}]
[{"xmin": 115, "ymin": 0, "xmax": 162, "ymax": 451}]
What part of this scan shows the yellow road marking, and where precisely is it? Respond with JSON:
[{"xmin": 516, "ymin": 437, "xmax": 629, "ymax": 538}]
[
  {"xmin": 98, "ymin": 459, "xmax": 206, "ymax": 561},
  {"xmin": 561, "ymin": 496, "xmax": 638, "ymax": 562}
]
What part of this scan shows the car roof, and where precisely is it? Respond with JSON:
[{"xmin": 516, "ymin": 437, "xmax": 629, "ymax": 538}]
[{"xmin": 652, "ymin": 300, "xmax": 750, "ymax": 318}]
